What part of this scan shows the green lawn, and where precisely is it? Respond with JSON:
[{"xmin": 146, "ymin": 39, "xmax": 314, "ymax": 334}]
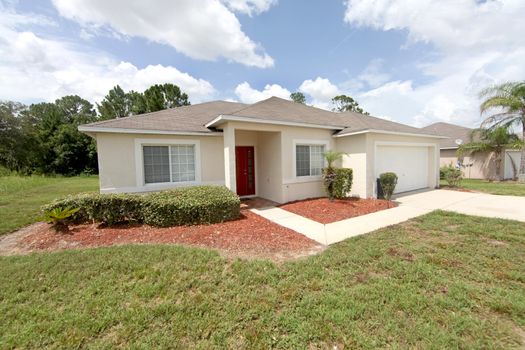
[
  {"xmin": 1, "ymin": 211, "xmax": 524, "ymax": 349},
  {"xmin": 0, "ymin": 175, "xmax": 99, "ymax": 235},
  {"xmin": 441, "ymin": 178, "xmax": 525, "ymax": 196}
]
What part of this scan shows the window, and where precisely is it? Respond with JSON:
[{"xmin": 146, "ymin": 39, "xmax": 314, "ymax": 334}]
[
  {"xmin": 295, "ymin": 144, "xmax": 325, "ymax": 177},
  {"xmin": 143, "ymin": 145, "xmax": 195, "ymax": 184}
]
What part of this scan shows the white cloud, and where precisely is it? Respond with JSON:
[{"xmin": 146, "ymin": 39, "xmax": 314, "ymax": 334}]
[
  {"xmin": 52, "ymin": 0, "xmax": 275, "ymax": 68},
  {"xmin": 299, "ymin": 77, "xmax": 340, "ymax": 110},
  {"xmin": 234, "ymin": 82, "xmax": 290, "ymax": 103},
  {"xmin": 0, "ymin": 6, "xmax": 215, "ymax": 104},
  {"xmin": 344, "ymin": 0, "xmax": 525, "ymax": 127},
  {"xmin": 222, "ymin": 0, "xmax": 277, "ymax": 16}
]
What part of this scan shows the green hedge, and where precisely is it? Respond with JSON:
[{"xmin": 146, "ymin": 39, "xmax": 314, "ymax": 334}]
[{"xmin": 42, "ymin": 186, "xmax": 240, "ymax": 227}]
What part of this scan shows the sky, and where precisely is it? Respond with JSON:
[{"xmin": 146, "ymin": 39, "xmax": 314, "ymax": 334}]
[{"xmin": 1, "ymin": 0, "xmax": 524, "ymax": 128}]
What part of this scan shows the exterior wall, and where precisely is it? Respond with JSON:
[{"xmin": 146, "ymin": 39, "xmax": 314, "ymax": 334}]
[
  {"xmin": 365, "ymin": 133, "xmax": 440, "ymax": 197},
  {"xmin": 256, "ymin": 132, "xmax": 283, "ymax": 202},
  {"xmin": 440, "ymin": 149, "xmax": 500, "ymax": 179},
  {"xmin": 335, "ymin": 134, "xmax": 367, "ymax": 198},
  {"xmin": 95, "ymin": 132, "xmax": 224, "ymax": 193}
]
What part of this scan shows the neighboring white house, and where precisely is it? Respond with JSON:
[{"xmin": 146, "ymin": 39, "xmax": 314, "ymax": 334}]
[
  {"xmin": 79, "ymin": 97, "xmax": 444, "ymax": 203},
  {"xmin": 421, "ymin": 122, "xmax": 522, "ymax": 180}
]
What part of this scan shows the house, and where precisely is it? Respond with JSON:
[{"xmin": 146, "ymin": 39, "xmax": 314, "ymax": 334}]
[
  {"xmin": 79, "ymin": 97, "xmax": 444, "ymax": 203},
  {"xmin": 421, "ymin": 122, "xmax": 521, "ymax": 180}
]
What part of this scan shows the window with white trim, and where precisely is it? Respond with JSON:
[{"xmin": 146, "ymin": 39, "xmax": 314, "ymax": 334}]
[
  {"xmin": 296, "ymin": 144, "xmax": 325, "ymax": 177},
  {"xmin": 143, "ymin": 145, "xmax": 196, "ymax": 184}
]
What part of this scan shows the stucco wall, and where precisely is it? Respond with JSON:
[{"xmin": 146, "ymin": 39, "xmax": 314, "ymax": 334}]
[
  {"xmin": 335, "ymin": 134, "xmax": 367, "ymax": 198},
  {"xmin": 440, "ymin": 149, "xmax": 500, "ymax": 179},
  {"xmin": 95, "ymin": 132, "xmax": 225, "ymax": 193}
]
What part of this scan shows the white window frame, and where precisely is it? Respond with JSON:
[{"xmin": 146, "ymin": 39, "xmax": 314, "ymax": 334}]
[
  {"xmin": 292, "ymin": 139, "xmax": 329, "ymax": 180},
  {"xmin": 134, "ymin": 138, "xmax": 201, "ymax": 190}
]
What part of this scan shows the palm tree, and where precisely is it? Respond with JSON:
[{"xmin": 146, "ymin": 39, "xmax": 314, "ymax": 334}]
[
  {"xmin": 458, "ymin": 127, "xmax": 522, "ymax": 180},
  {"xmin": 479, "ymin": 81, "xmax": 525, "ymax": 182}
]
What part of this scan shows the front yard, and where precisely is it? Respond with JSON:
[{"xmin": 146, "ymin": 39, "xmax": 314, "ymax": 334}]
[
  {"xmin": 0, "ymin": 175, "xmax": 99, "ymax": 235},
  {"xmin": 441, "ymin": 178, "xmax": 525, "ymax": 196},
  {"xmin": 1, "ymin": 210, "xmax": 524, "ymax": 348}
]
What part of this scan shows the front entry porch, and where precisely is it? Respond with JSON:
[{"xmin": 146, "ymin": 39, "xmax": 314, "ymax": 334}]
[{"xmin": 223, "ymin": 125, "xmax": 283, "ymax": 202}]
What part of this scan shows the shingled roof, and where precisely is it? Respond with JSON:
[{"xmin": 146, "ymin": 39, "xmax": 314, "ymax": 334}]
[
  {"xmin": 79, "ymin": 96, "xmax": 443, "ymax": 138},
  {"xmin": 421, "ymin": 122, "xmax": 474, "ymax": 149}
]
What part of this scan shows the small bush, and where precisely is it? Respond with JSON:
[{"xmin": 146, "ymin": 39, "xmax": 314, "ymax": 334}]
[
  {"xmin": 42, "ymin": 186, "xmax": 240, "ymax": 227},
  {"xmin": 443, "ymin": 165, "xmax": 462, "ymax": 187},
  {"xmin": 379, "ymin": 172, "xmax": 398, "ymax": 200},
  {"xmin": 332, "ymin": 168, "xmax": 353, "ymax": 199}
]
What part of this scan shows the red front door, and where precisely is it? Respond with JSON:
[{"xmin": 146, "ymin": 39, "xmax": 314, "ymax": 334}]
[{"xmin": 235, "ymin": 146, "xmax": 255, "ymax": 196}]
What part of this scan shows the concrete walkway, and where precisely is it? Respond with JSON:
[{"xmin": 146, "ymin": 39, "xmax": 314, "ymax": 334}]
[{"xmin": 251, "ymin": 189, "xmax": 525, "ymax": 245}]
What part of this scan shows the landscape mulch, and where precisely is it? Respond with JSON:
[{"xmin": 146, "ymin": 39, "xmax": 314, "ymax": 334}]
[
  {"xmin": 279, "ymin": 197, "xmax": 396, "ymax": 224},
  {"xmin": 16, "ymin": 210, "xmax": 323, "ymax": 261}
]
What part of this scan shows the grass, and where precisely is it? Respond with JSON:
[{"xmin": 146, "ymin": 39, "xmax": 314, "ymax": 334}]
[
  {"xmin": 0, "ymin": 175, "xmax": 99, "ymax": 235},
  {"xmin": 441, "ymin": 178, "xmax": 525, "ymax": 196},
  {"xmin": 1, "ymin": 211, "xmax": 524, "ymax": 348}
]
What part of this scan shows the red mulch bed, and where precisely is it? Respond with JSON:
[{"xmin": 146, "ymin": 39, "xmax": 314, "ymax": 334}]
[
  {"xmin": 18, "ymin": 210, "xmax": 323, "ymax": 261},
  {"xmin": 280, "ymin": 197, "xmax": 396, "ymax": 224}
]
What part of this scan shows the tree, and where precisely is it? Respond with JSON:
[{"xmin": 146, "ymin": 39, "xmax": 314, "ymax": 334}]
[
  {"xmin": 331, "ymin": 95, "xmax": 369, "ymax": 115},
  {"xmin": 97, "ymin": 85, "xmax": 130, "ymax": 120},
  {"xmin": 458, "ymin": 127, "xmax": 522, "ymax": 181},
  {"xmin": 21, "ymin": 96, "xmax": 98, "ymax": 175},
  {"xmin": 479, "ymin": 81, "xmax": 525, "ymax": 182},
  {"xmin": 143, "ymin": 83, "xmax": 190, "ymax": 112},
  {"xmin": 0, "ymin": 101, "xmax": 29, "ymax": 171},
  {"xmin": 290, "ymin": 92, "xmax": 306, "ymax": 104}
]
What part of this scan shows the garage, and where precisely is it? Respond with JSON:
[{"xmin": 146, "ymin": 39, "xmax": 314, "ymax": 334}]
[{"xmin": 375, "ymin": 145, "xmax": 431, "ymax": 194}]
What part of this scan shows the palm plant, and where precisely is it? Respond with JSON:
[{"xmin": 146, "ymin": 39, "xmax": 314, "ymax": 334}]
[
  {"xmin": 322, "ymin": 150, "xmax": 346, "ymax": 200},
  {"xmin": 323, "ymin": 150, "xmax": 345, "ymax": 170},
  {"xmin": 479, "ymin": 81, "xmax": 525, "ymax": 181},
  {"xmin": 458, "ymin": 127, "xmax": 522, "ymax": 180}
]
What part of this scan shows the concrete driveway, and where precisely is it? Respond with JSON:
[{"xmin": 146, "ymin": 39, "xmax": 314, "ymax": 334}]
[{"xmin": 395, "ymin": 189, "xmax": 525, "ymax": 222}]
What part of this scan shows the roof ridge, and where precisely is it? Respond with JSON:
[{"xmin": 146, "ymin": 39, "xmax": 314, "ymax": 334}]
[{"xmin": 84, "ymin": 100, "xmax": 244, "ymax": 127}]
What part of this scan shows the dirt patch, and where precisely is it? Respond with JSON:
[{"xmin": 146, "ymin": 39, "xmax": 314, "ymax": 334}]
[
  {"xmin": 1, "ymin": 210, "xmax": 324, "ymax": 262},
  {"xmin": 387, "ymin": 247, "xmax": 415, "ymax": 261},
  {"xmin": 279, "ymin": 197, "xmax": 396, "ymax": 224}
]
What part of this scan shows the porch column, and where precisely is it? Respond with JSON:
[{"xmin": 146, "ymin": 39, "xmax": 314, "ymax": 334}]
[{"xmin": 223, "ymin": 124, "xmax": 237, "ymax": 193}]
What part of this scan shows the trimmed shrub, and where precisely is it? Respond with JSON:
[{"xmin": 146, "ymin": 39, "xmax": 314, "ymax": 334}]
[
  {"xmin": 142, "ymin": 186, "xmax": 240, "ymax": 227},
  {"xmin": 42, "ymin": 186, "xmax": 240, "ymax": 227},
  {"xmin": 322, "ymin": 167, "xmax": 353, "ymax": 200},
  {"xmin": 332, "ymin": 168, "xmax": 353, "ymax": 199},
  {"xmin": 379, "ymin": 172, "xmax": 398, "ymax": 200}
]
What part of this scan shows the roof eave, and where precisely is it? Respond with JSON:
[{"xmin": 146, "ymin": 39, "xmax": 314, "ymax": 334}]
[
  {"xmin": 333, "ymin": 129, "xmax": 449, "ymax": 139},
  {"xmin": 77, "ymin": 125, "xmax": 223, "ymax": 136}
]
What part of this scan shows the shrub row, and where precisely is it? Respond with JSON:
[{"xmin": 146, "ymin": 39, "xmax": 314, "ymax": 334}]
[{"xmin": 42, "ymin": 185, "xmax": 240, "ymax": 227}]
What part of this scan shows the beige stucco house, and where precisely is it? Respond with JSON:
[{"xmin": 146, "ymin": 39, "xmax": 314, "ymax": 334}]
[
  {"xmin": 421, "ymin": 122, "xmax": 521, "ymax": 180},
  {"xmin": 79, "ymin": 97, "xmax": 444, "ymax": 203}
]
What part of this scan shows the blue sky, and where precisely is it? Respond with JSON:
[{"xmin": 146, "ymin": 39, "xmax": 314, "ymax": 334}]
[{"xmin": 1, "ymin": 0, "xmax": 524, "ymax": 127}]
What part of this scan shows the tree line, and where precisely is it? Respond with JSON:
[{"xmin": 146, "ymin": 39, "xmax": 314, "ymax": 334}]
[{"xmin": 0, "ymin": 83, "xmax": 190, "ymax": 175}]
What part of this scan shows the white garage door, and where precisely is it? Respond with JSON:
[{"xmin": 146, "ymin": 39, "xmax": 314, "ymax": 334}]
[{"xmin": 376, "ymin": 145, "xmax": 430, "ymax": 194}]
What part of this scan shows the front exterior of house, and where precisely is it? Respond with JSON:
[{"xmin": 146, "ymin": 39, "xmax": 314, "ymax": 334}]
[{"xmin": 80, "ymin": 97, "xmax": 443, "ymax": 203}]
